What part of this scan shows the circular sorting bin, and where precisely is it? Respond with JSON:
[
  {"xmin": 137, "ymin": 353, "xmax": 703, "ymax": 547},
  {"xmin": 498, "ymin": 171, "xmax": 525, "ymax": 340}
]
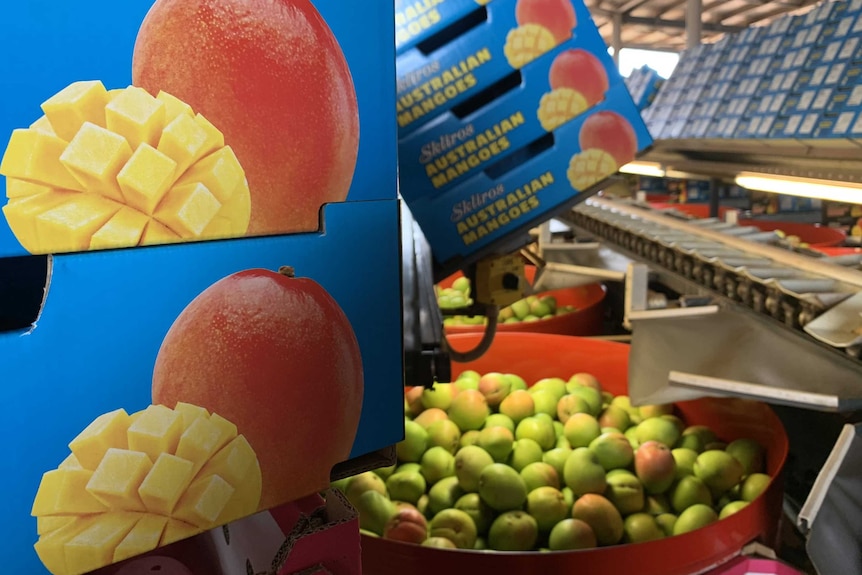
[
  {"xmin": 362, "ymin": 333, "xmax": 789, "ymax": 575},
  {"xmin": 437, "ymin": 267, "xmax": 607, "ymax": 337}
]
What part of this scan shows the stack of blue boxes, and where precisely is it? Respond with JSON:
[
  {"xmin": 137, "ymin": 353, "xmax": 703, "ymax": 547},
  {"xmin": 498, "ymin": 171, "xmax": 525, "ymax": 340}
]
[
  {"xmin": 625, "ymin": 65, "xmax": 664, "ymax": 111},
  {"xmin": 646, "ymin": 0, "xmax": 862, "ymax": 143},
  {"xmin": 394, "ymin": 0, "xmax": 652, "ymax": 275}
]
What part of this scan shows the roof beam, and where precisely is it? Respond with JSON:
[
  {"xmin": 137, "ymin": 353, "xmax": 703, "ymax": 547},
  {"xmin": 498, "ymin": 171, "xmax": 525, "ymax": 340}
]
[
  {"xmin": 648, "ymin": 0, "xmax": 688, "ymax": 19},
  {"xmin": 616, "ymin": 0, "xmax": 654, "ymax": 15},
  {"xmin": 621, "ymin": 14, "xmax": 744, "ymax": 34},
  {"xmin": 623, "ymin": 42, "xmax": 685, "ymax": 51},
  {"xmin": 733, "ymin": 0, "xmax": 820, "ymax": 25}
]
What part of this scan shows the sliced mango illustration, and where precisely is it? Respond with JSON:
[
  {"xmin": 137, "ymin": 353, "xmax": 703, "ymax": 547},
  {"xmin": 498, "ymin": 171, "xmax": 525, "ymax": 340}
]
[
  {"xmin": 0, "ymin": 81, "xmax": 251, "ymax": 254},
  {"xmin": 32, "ymin": 403, "xmax": 261, "ymax": 575}
]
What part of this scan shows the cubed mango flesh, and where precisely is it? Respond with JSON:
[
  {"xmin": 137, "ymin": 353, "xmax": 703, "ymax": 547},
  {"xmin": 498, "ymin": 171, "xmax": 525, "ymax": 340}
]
[
  {"xmin": 32, "ymin": 403, "xmax": 261, "ymax": 575},
  {"xmin": 172, "ymin": 475, "xmax": 235, "ymax": 528},
  {"xmin": 32, "ymin": 469, "xmax": 108, "ymax": 516},
  {"xmin": 174, "ymin": 402, "xmax": 209, "ymax": 431},
  {"xmin": 85, "ymin": 449, "xmax": 152, "ymax": 512},
  {"xmin": 157, "ymin": 112, "xmax": 211, "ymax": 177},
  {"xmin": 137, "ymin": 453, "xmax": 194, "ymax": 515},
  {"xmin": 127, "ymin": 405, "xmax": 183, "ymax": 463},
  {"xmin": 117, "ymin": 143, "xmax": 177, "ymax": 214},
  {"xmin": 37, "ymin": 515, "xmax": 78, "ymax": 537},
  {"xmin": 6, "ymin": 177, "xmax": 53, "ymax": 199},
  {"xmin": 68, "ymin": 409, "xmax": 131, "ymax": 471},
  {"xmin": 105, "ymin": 86, "xmax": 165, "ymax": 150},
  {"xmin": 64, "ymin": 512, "xmax": 142, "ymax": 575},
  {"xmin": 567, "ymin": 148, "xmax": 618, "ymax": 191},
  {"xmin": 34, "ymin": 517, "xmax": 99, "ymax": 575},
  {"xmin": 154, "ymin": 182, "xmax": 222, "ymax": 237},
  {"xmin": 41, "ymin": 80, "xmax": 109, "ymax": 142},
  {"xmin": 156, "ymin": 91, "xmax": 194, "ymax": 124},
  {"xmin": 176, "ymin": 416, "xmax": 229, "ymax": 476},
  {"xmin": 34, "ymin": 193, "xmax": 122, "ymax": 253},
  {"xmin": 3, "ymin": 192, "xmax": 79, "ymax": 253},
  {"xmin": 0, "ymin": 129, "xmax": 85, "ymax": 191},
  {"xmin": 89, "ymin": 207, "xmax": 150, "ymax": 251},
  {"xmin": 209, "ymin": 413, "xmax": 239, "ymax": 451},
  {"xmin": 59, "ymin": 122, "xmax": 132, "ymax": 201},
  {"xmin": 175, "ymin": 146, "xmax": 242, "ymax": 203},
  {"xmin": 30, "ymin": 115, "xmax": 59, "ymax": 136},
  {"xmin": 160, "ymin": 519, "xmax": 202, "ymax": 547},
  {"xmin": 140, "ymin": 219, "xmax": 181, "ymax": 246},
  {"xmin": 198, "ymin": 435, "xmax": 256, "ymax": 486},
  {"xmin": 58, "ymin": 454, "xmax": 83, "ymax": 470},
  {"xmin": 504, "ymin": 24, "xmax": 558, "ymax": 68},
  {"xmin": 112, "ymin": 514, "xmax": 168, "ymax": 563},
  {"xmin": 0, "ymin": 81, "xmax": 250, "ymax": 255}
]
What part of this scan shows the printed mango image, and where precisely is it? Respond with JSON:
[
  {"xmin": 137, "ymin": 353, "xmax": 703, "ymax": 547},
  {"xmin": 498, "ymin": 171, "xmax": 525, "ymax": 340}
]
[
  {"xmin": 0, "ymin": 80, "xmax": 250, "ymax": 255},
  {"xmin": 31, "ymin": 403, "xmax": 261, "ymax": 575},
  {"xmin": 537, "ymin": 49, "xmax": 610, "ymax": 131},
  {"xmin": 132, "ymin": 0, "xmax": 360, "ymax": 236},
  {"xmin": 504, "ymin": 0, "xmax": 577, "ymax": 68},
  {"xmin": 567, "ymin": 111, "xmax": 639, "ymax": 191}
]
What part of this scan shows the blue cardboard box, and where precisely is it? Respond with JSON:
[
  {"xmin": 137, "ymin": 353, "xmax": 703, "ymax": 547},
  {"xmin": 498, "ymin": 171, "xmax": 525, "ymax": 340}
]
[
  {"xmin": 396, "ymin": 0, "xmax": 650, "ymax": 272},
  {"xmin": 404, "ymin": 88, "xmax": 651, "ymax": 269},
  {"xmin": 830, "ymin": 84, "xmax": 862, "ymax": 113},
  {"xmin": 396, "ymin": 0, "xmax": 495, "ymax": 55},
  {"xmin": 838, "ymin": 36, "xmax": 862, "ymax": 62},
  {"xmin": 398, "ymin": 37, "xmax": 626, "ymax": 201},
  {"xmin": 395, "ymin": 0, "xmax": 599, "ymax": 137},
  {"xmin": 839, "ymin": 62, "xmax": 862, "ymax": 88},
  {"xmin": 0, "ymin": 1, "xmax": 403, "ymax": 573}
]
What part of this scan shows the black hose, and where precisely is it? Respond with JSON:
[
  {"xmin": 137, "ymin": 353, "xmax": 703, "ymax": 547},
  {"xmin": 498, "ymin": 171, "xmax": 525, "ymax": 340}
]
[{"xmin": 443, "ymin": 304, "xmax": 500, "ymax": 363}]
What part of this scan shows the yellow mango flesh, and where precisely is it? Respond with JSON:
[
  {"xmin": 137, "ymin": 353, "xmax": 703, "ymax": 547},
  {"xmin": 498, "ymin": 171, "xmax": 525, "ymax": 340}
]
[
  {"xmin": 137, "ymin": 454, "xmax": 194, "ymax": 516},
  {"xmin": 567, "ymin": 148, "xmax": 619, "ymax": 192},
  {"xmin": 32, "ymin": 403, "xmax": 261, "ymax": 575},
  {"xmin": 0, "ymin": 129, "xmax": 85, "ymax": 192},
  {"xmin": 537, "ymin": 88, "xmax": 589, "ymax": 132},
  {"xmin": 504, "ymin": 24, "xmax": 558, "ymax": 68},
  {"xmin": 41, "ymin": 80, "xmax": 109, "ymax": 142},
  {"xmin": 112, "ymin": 514, "xmax": 168, "ymax": 563},
  {"xmin": 64, "ymin": 512, "xmax": 143, "ymax": 574},
  {"xmin": 85, "ymin": 449, "xmax": 152, "ymax": 512},
  {"xmin": 0, "ymin": 81, "xmax": 250, "ymax": 255}
]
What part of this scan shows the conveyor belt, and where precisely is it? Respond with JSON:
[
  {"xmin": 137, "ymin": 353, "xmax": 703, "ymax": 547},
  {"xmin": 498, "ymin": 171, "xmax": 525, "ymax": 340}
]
[{"xmin": 567, "ymin": 197, "xmax": 862, "ymax": 357}]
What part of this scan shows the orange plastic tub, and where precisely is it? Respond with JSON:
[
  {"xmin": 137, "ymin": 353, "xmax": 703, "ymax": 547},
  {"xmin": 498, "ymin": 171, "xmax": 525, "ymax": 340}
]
[
  {"xmin": 649, "ymin": 202, "xmax": 738, "ymax": 220},
  {"xmin": 362, "ymin": 334, "xmax": 789, "ymax": 575},
  {"xmin": 814, "ymin": 246, "xmax": 862, "ymax": 257},
  {"xmin": 437, "ymin": 267, "xmax": 607, "ymax": 337}
]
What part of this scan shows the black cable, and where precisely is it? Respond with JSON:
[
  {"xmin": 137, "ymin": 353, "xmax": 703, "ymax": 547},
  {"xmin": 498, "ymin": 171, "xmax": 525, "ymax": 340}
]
[{"xmin": 443, "ymin": 304, "xmax": 500, "ymax": 363}]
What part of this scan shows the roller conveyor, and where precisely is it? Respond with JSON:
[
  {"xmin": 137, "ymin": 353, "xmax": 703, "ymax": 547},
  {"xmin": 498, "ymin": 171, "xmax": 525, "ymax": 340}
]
[
  {"xmin": 568, "ymin": 197, "xmax": 862, "ymax": 355},
  {"xmin": 528, "ymin": 195, "xmax": 862, "ymax": 414}
]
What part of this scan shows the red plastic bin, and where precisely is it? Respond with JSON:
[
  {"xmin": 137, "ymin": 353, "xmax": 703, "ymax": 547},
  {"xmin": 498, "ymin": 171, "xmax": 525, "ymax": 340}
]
[
  {"xmin": 362, "ymin": 333, "xmax": 789, "ymax": 575},
  {"xmin": 437, "ymin": 266, "xmax": 607, "ymax": 337},
  {"xmin": 737, "ymin": 220, "xmax": 846, "ymax": 247}
]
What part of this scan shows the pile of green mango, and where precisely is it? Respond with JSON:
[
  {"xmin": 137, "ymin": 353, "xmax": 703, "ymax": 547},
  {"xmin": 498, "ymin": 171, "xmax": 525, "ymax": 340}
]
[
  {"xmin": 332, "ymin": 370, "xmax": 771, "ymax": 552},
  {"xmin": 436, "ymin": 276, "xmax": 577, "ymax": 327}
]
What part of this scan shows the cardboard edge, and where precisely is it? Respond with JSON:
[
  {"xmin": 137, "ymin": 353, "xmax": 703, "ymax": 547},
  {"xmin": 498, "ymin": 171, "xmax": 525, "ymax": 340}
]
[
  {"xmin": 331, "ymin": 444, "xmax": 397, "ymax": 482},
  {"xmin": 272, "ymin": 488, "xmax": 360, "ymax": 575}
]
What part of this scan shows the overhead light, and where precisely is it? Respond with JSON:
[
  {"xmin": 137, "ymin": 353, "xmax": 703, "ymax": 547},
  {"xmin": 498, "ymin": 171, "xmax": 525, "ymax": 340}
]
[
  {"xmin": 735, "ymin": 172, "xmax": 862, "ymax": 205},
  {"xmin": 620, "ymin": 161, "xmax": 665, "ymax": 177}
]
